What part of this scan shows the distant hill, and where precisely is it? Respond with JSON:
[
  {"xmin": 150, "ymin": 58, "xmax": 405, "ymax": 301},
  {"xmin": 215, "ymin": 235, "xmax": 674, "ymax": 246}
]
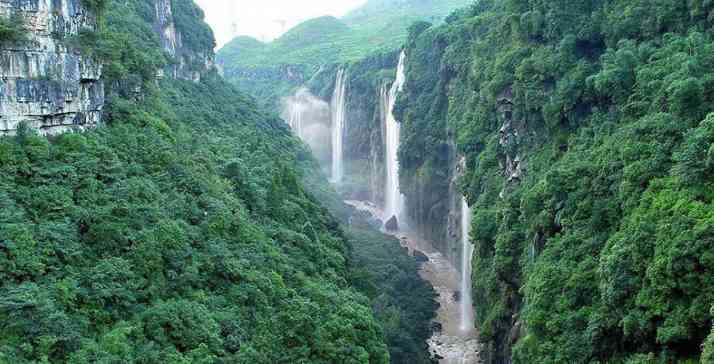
[
  {"xmin": 219, "ymin": 16, "xmax": 352, "ymax": 67},
  {"xmin": 217, "ymin": 0, "xmax": 472, "ymax": 105}
]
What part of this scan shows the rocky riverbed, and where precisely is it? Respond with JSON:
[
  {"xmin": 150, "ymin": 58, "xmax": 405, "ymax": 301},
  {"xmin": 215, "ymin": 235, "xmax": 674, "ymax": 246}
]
[{"xmin": 346, "ymin": 200, "xmax": 480, "ymax": 364}]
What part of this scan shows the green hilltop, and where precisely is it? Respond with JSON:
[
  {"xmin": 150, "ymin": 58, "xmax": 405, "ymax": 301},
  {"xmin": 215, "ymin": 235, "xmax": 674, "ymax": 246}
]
[{"xmin": 216, "ymin": 0, "xmax": 472, "ymax": 104}]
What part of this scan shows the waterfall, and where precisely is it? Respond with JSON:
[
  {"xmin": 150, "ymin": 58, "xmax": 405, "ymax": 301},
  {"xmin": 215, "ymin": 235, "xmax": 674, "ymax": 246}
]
[
  {"xmin": 287, "ymin": 102, "xmax": 305, "ymax": 139},
  {"xmin": 384, "ymin": 51, "xmax": 407, "ymax": 221},
  {"xmin": 460, "ymin": 197, "xmax": 474, "ymax": 333},
  {"xmin": 281, "ymin": 88, "xmax": 329, "ymax": 143},
  {"xmin": 330, "ymin": 69, "xmax": 347, "ymax": 183}
]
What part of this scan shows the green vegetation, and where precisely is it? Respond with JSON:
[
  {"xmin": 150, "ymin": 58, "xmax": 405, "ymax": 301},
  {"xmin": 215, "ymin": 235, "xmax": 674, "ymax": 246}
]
[
  {"xmin": 69, "ymin": 0, "xmax": 168, "ymax": 93},
  {"xmin": 397, "ymin": 0, "xmax": 714, "ymax": 362},
  {"xmin": 170, "ymin": 0, "xmax": 215, "ymax": 53},
  {"xmin": 0, "ymin": 13, "xmax": 26, "ymax": 44},
  {"xmin": 216, "ymin": 0, "xmax": 470, "ymax": 106},
  {"xmin": 0, "ymin": 0, "xmax": 439, "ymax": 362},
  {"xmin": 80, "ymin": 0, "xmax": 110, "ymax": 15},
  {"xmin": 347, "ymin": 223, "xmax": 438, "ymax": 364},
  {"xmin": 0, "ymin": 73, "xmax": 390, "ymax": 363},
  {"xmin": 219, "ymin": 0, "xmax": 469, "ymax": 68},
  {"xmin": 704, "ymin": 309, "xmax": 714, "ymax": 363}
]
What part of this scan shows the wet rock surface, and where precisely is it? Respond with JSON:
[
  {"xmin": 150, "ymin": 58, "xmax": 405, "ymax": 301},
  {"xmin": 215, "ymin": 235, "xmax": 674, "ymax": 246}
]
[{"xmin": 385, "ymin": 215, "xmax": 399, "ymax": 231}]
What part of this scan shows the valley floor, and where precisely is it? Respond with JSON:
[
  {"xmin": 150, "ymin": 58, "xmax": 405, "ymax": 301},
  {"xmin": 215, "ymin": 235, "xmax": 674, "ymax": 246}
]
[{"xmin": 346, "ymin": 201, "xmax": 481, "ymax": 364}]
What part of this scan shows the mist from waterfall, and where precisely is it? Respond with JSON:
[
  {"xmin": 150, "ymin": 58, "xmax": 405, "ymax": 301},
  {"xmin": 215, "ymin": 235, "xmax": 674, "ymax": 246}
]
[
  {"xmin": 460, "ymin": 197, "xmax": 474, "ymax": 333},
  {"xmin": 384, "ymin": 51, "xmax": 407, "ymax": 222},
  {"xmin": 286, "ymin": 98, "xmax": 306, "ymax": 139},
  {"xmin": 280, "ymin": 88, "xmax": 332, "ymax": 169},
  {"xmin": 330, "ymin": 69, "xmax": 347, "ymax": 184}
]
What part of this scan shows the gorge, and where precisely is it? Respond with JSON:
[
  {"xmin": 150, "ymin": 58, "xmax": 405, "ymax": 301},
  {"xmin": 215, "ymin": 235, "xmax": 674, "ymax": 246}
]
[
  {"xmin": 2, "ymin": 0, "xmax": 714, "ymax": 363},
  {"xmin": 219, "ymin": 0, "xmax": 714, "ymax": 363}
]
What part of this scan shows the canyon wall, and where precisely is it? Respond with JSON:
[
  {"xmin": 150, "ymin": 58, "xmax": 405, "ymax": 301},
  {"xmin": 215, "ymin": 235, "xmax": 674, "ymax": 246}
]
[
  {"xmin": 0, "ymin": 0, "xmax": 217, "ymax": 135},
  {"xmin": 0, "ymin": 0, "xmax": 103, "ymax": 135},
  {"xmin": 152, "ymin": 0, "xmax": 215, "ymax": 82}
]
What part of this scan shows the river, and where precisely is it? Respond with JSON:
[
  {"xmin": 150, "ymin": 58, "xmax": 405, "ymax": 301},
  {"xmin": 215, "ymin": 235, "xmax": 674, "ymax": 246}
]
[{"xmin": 346, "ymin": 200, "xmax": 481, "ymax": 364}]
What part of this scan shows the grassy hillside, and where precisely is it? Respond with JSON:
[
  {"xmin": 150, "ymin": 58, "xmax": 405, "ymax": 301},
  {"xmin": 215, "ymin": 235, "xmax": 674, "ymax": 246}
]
[
  {"xmin": 343, "ymin": 0, "xmax": 472, "ymax": 51},
  {"xmin": 219, "ymin": 16, "xmax": 351, "ymax": 67},
  {"xmin": 216, "ymin": 0, "xmax": 472, "ymax": 106},
  {"xmin": 397, "ymin": 0, "xmax": 714, "ymax": 363},
  {"xmin": 219, "ymin": 0, "xmax": 471, "ymax": 67}
]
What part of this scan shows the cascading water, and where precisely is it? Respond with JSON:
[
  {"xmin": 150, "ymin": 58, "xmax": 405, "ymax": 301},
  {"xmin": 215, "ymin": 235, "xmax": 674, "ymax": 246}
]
[
  {"xmin": 330, "ymin": 69, "xmax": 347, "ymax": 183},
  {"xmin": 384, "ymin": 51, "xmax": 407, "ymax": 221},
  {"xmin": 459, "ymin": 197, "xmax": 474, "ymax": 333},
  {"xmin": 287, "ymin": 102, "xmax": 305, "ymax": 139},
  {"xmin": 281, "ymin": 87, "xmax": 330, "ymax": 143}
]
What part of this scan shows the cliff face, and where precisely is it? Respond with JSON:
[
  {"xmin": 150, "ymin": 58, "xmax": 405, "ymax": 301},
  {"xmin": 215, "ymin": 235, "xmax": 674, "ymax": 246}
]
[
  {"xmin": 398, "ymin": 2, "xmax": 714, "ymax": 363},
  {"xmin": 152, "ymin": 0, "xmax": 214, "ymax": 82},
  {"xmin": 316, "ymin": 53, "xmax": 402, "ymax": 204},
  {"xmin": 0, "ymin": 0, "xmax": 103, "ymax": 135},
  {"xmin": 0, "ymin": 0, "xmax": 217, "ymax": 136},
  {"xmin": 338, "ymin": 52, "xmax": 398, "ymax": 203}
]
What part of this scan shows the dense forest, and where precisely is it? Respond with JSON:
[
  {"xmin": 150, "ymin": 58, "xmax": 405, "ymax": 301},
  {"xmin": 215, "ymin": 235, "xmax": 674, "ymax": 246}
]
[
  {"xmin": 0, "ymin": 0, "xmax": 437, "ymax": 363},
  {"xmin": 396, "ymin": 0, "xmax": 714, "ymax": 363},
  {"xmin": 5, "ymin": 0, "xmax": 714, "ymax": 363}
]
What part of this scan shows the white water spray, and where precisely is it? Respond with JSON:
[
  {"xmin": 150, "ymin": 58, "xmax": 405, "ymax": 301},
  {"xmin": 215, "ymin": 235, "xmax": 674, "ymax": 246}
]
[
  {"xmin": 330, "ymin": 69, "xmax": 347, "ymax": 183},
  {"xmin": 287, "ymin": 102, "xmax": 305, "ymax": 138},
  {"xmin": 281, "ymin": 88, "xmax": 329, "ymax": 142},
  {"xmin": 384, "ymin": 51, "xmax": 407, "ymax": 221},
  {"xmin": 460, "ymin": 197, "xmax": 474, "ymax": 333}
]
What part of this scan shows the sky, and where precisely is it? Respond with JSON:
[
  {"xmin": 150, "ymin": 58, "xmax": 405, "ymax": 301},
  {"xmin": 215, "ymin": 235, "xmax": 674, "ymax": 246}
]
[{"xmin": 194, "ymin": 0, "xmax": 368, "ymax": 49}]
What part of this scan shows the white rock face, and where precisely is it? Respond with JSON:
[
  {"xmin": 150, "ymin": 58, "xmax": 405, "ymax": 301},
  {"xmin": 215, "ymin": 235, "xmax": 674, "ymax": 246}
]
[{"xmin": 0, "ymin": 0, "xmax": 103, "ymax": 135}]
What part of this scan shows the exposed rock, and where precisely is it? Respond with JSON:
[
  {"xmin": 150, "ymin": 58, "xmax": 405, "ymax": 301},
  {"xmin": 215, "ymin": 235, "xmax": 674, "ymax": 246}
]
[
  {"xmin": 510, "ymin": 314, "xmax": 524, "ymax": 346},
  {"xmin": 384, "ymin": 215, "xmax": 399, "ymax": 231},
  {"xmin": 453, "ymin": 290, "xmax": 462, "ymax": 302},
  {"xmin": 497, "ymin": 88, "xmax": 526, "ymax": 183},
  {"xmin": 0, "ymin": 0, "xmax": 103, "ymax": 135},
  {"xmin": 414, "ymin": 250, "xmax": 429, "ymax": 263},
  {"xmin": 152, "ymin": 0, "xmax": 215, "ymax": 82}
]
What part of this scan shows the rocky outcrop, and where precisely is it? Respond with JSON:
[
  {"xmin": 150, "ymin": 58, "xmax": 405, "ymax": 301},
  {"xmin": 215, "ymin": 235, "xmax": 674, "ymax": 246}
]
[
  {"xmin": 153, "ymin": 0, "xmax": 214, "ymax": 82},
  {"xmin": 385, "ymin": 215, "xmax": 399, "ymax": 231},
  {"xmin": 0, "ymin": 0, "xmax": 103, "ymax": 135},
  {"xmin": 497, "ymin": 88, "xmax": 525, "ymax": 183}
]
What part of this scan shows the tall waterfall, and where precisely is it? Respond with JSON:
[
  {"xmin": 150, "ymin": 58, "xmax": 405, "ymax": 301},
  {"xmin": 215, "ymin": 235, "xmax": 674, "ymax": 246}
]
[
  {"xmin": 330, "ymin": 69, "xmax": 347, "ymax": 183},
  {"xmin": 460, "ymin": 197, "xmax": 474, "ymax": 333},
  {"xmin": 384, "ymin": 51, "xmax": 407, "ymax": 221}
]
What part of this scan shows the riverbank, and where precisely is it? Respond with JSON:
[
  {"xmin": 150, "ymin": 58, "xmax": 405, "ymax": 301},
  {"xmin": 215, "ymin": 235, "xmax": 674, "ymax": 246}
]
[{"xmin": 346, "ymin": 201, "xmax": 480, "ymax": 364}]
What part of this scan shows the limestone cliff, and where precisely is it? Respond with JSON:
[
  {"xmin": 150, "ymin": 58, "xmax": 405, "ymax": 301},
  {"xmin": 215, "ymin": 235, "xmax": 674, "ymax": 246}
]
[
  {"xmin": 153, "ymin": 0, "xmax": 214, "ymax": 82},
  {"xmin": 0, "ymin": 0, "xmax": 103, "ymax": 135},
  {"xmin": 302, "ymin": 52, "xmax": 398, "ymax": 203}
]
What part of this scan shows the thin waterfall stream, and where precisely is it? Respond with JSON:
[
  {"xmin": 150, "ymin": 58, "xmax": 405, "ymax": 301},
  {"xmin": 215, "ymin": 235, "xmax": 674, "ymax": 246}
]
[
  {"xmin": 346, "ymin": 51, "xmax": 479, "ymax": 364},
  {"xmin": 285, "ymin": 51, "xmax": 480, "ymax": 363},
  {"xmin": 330, "ymin": 69, "xmax": 347, "ymax": 184},
  {"xmin": 384, "ymin": 51, "xmax": 406, "ymax": 222},
  {"xmin": 460, "ymin": 197, "xmax": 474, "ymax": 334},
  {"xmin": 347, "ymin": 200, "xmax": 481, "ymax": 364}
]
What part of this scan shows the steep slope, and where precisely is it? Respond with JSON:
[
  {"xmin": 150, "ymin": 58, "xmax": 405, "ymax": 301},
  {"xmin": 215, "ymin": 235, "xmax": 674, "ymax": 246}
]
[
  {"xmin": 0, "ymin": 0, "xmax": 438, "ymax": 363},
  {"xmin": 396, "ymin": 1, "xmax": 714, "ymax": 363}
]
